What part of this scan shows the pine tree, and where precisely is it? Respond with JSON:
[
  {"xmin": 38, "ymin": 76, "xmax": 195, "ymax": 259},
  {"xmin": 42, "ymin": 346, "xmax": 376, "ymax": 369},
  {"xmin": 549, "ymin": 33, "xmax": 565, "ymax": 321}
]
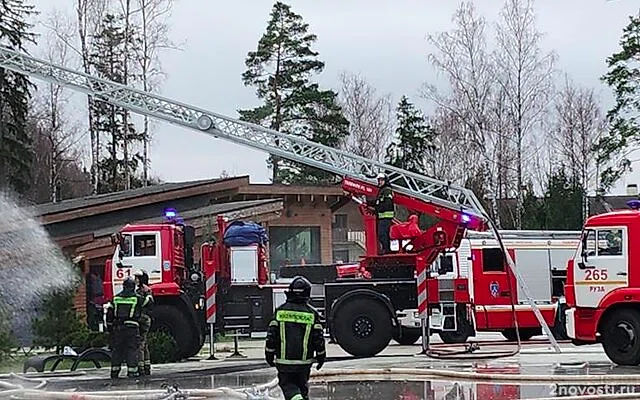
[
  {"xmin": 0, "ymin": 0, "xmax": 37, "ymax": 196},
  {"xmin": 543, "ymin": 167, "xmax": 585, "ymax": 230},
  {"xmin": 90, "ymin": 13, "xmax": 144, "ymax": 193},
  {"xmin": 385, "ymin": 96, "xmax": 439, "ymax": 229},
  {"xmin": 240, "ymin": 1, "xmax": 349, "ymax": 184},
  {"xmin": 595, "ymin": 13, "xmax": 640, "ymax": 191},
  {"xmin": 385, "ymin": 96, "xmax": 437, "ymax": 174}
]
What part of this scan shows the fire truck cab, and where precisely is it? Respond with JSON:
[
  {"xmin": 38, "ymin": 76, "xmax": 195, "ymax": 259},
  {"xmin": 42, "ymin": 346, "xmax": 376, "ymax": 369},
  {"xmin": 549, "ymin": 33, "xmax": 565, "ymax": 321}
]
[
  {"xmin": 103, "ymin": 211, "xmax": 207, "ymax": 360},
  {"xmin": 565, "ymin": 199, "xmax": 640, "ymax": 365}
]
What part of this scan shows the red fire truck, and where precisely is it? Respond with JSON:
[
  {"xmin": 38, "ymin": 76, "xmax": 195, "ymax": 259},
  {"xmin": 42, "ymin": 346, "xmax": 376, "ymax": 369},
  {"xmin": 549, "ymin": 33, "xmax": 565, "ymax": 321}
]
[
  {"xmin": 0, "ymin": 46, "xmax": 561, "ymax": 360},
  {"xmin": 565, "ymin": 199, "xmax": 640, "ymax": 365},
  {"xmin": 411, "ymin": 229, "xmax": 580, "ymax": 343}
]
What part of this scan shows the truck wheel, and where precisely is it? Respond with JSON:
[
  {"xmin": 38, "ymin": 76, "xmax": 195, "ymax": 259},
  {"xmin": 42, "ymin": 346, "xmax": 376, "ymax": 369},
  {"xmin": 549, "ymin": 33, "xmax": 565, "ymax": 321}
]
[
  {"xmin": 438, "ymin": 318, "xmax": 472, "ymax": 344},
  {"xmin": 182, "ymin": 332, "xmax": 205, "ymax": 359},
  {"xmin": 333, "ymin": 297, "xmax": 392, "ymax": 357},
  {"xmin": 502, "ymin": 328, "xmax": 539, "ymax": 342},
  {"xmin": 439, "ymin": 329, "xmax": 470, "ymax": 344},
  {"xmin": 151, "ymin": 305, "xmax": 196, "ymax": 361},
  {"xmin": 601, "ymin": 309, "xmax": 640, "ymax": 366},
  {"xmin": 393, "ymin": 327, "xmax": 422, "ymax": 345}
]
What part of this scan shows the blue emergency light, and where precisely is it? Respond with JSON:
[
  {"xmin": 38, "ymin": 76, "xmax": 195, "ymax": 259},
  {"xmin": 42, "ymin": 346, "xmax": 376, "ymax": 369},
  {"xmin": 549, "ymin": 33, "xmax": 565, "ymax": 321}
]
[
  {"xmin": 461, "ymin": 214, "xmax": 471, "ymax": 223},
  {"xmin": 164, "ymin": 208, "xmax": 177, "ymax": 218},
  {"xmin": 627, "ymin": 200, "xmax": 640, "ymax": 210}
]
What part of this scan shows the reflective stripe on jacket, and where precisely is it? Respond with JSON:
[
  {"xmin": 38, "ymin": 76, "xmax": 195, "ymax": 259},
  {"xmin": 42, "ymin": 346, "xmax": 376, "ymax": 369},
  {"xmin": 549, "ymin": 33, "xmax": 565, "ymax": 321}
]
[{"xmin": 265, "ymin": 302, "xmax": 326, "ymax": 366}]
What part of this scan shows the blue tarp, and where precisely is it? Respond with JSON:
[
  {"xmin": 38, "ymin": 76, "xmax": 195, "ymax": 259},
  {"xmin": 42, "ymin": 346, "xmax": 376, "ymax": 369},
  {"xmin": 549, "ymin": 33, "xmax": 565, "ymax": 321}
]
[{"xmin": 223, "ymin": 221, "xmax": 269, "ymax": 247}]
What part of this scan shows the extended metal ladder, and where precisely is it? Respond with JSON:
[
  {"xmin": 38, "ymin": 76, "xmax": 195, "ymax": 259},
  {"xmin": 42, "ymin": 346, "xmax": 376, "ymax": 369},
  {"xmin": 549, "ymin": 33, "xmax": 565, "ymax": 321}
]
[
  {"xmin": 0, "ymin": 46, "xmax": 561, "ymax": 353},
  {"xmin": 0, "ymin": 46, "xmax": 485, "ymax": 220}
]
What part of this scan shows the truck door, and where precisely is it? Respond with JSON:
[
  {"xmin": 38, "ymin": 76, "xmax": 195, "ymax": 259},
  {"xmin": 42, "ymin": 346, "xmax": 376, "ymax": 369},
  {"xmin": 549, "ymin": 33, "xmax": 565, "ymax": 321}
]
[
  {"xmin": 574, "ymin": 227, "xmax": 628, "ymax": 308},
  {"xmin": 475, "ymin": 247, "xmax": 517, "ymax": 328}
]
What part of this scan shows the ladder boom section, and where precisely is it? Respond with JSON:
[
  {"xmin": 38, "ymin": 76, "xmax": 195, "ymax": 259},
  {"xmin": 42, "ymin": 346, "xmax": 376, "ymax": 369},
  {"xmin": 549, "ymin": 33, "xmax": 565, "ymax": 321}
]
[{"xmin": 0, "ymin": 46, "xmax": 488, "ymax": 225}]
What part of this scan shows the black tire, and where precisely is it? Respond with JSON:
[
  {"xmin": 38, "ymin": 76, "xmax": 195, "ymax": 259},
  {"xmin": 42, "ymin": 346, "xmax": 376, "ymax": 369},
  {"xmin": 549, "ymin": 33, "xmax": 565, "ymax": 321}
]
[
  {"xmin": 150, "ymin": 305, "xmax": 196, "ymax": 361},
  {"xmin": 438, "ymin": 318, "xmax": 473, "ymax": 344},
  {"xmin": 502, "ymin": 328, "xmax": 539, "ymax": 342},
  {"xmin": 393, "ymin": 327, "xmax": 422, "ymax": 345},
  {"xmin": 439, "ymin": 329, "xmax": 471, "ymax": 344},
  {"xmin": 601, "ymin": 309, "xmax": 640, "ymax": 366},
  {"xmin": 333, "ymin": 297, "xmax": 393, "ymax": 357},
  {"xmin": 182, "ymin": 331, "xmax": 205, "ymax": 359}
]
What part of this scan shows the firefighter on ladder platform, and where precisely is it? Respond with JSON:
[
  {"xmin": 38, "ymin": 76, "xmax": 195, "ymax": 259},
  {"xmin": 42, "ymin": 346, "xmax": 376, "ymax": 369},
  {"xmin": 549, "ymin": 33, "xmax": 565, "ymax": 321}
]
[
  {"xmin": 134, "ymin": 269, "xmax": 153, "ymax": 376},
  {"xmin": 106, "ymin": 277, "xmax": 144, "ymax": 379},
  {"xmin": 265, "ymin": 276, "xmax": 326, "ymax": 400},
  {"xmin": 367, "ymin": 172, "xmax": 395, "ymax": 255}
]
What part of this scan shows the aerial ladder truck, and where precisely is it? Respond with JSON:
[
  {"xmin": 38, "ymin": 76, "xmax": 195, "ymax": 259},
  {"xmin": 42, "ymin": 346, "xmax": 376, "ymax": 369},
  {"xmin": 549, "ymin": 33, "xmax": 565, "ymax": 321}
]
[{"xmin": 0, "ymin": 46, "xmax": 561, "ymax": 359}]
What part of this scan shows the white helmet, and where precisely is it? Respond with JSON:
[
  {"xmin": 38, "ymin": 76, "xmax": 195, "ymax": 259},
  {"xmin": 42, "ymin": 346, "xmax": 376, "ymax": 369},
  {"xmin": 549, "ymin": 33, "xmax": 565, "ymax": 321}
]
[{"xmin": 376, "ymin": 172, "xmax": 387, "ymax": 180}]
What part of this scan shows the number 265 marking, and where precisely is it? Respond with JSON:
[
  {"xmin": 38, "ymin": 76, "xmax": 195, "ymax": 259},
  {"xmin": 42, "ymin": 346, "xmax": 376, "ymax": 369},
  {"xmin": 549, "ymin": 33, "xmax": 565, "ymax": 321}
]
[{"xmin": 585, "ymin": 269, "xmax": 608, "ymax": 281}]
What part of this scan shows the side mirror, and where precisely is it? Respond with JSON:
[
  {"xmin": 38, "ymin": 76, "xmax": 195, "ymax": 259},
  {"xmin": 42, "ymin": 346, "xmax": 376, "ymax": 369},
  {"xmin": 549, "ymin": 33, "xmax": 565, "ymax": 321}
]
[{"xmin": 581, "ymin": 235, "xmax": 589, "ymax": 263}]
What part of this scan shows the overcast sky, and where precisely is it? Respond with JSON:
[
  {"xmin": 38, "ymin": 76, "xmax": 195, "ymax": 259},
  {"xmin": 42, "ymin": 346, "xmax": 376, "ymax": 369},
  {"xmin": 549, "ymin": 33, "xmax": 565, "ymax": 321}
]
[{"xmin": 26, "ymin": 0, "xmax": 640, "ymax": 195}]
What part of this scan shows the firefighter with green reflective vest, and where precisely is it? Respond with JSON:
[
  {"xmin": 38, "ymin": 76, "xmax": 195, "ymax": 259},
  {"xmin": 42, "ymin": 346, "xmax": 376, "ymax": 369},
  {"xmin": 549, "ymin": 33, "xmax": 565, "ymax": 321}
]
[
  {"xmin": 367, "ymin": 172, "xmax": 394, "ymax": 255},
  {"xmin": 134, "ymin": 269, "xmax": 153, "ymax": 376},
  {"xmin": 105, "ymin": 276, "xmax": 144, "ymax": 379},
  {"xmin": 265, "ymin": 276, "xmax": 326, "ymax": 400}
]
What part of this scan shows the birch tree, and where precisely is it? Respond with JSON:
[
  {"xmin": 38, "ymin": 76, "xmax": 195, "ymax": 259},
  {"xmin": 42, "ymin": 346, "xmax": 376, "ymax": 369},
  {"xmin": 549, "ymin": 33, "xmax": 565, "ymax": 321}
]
[
  {"xmin": 338, "ymin": 71, "xmax": 394, "ymax": 162},
  {"xmin": 132, "ymin": 0, "xmax": 178, "ymax": 186},
  {"xmin": 550, "ymin": 75, "xmax": 605, "ymax": 219},
  {"xmin": 75, "ymin": 0, "xmax": 108, "ymax": 194},
  {"xmin": 34, "ymin": 16, "xmax": 87, "ymax": 202},
  {"xmin": 492, "ymin": 0, "xmax": 557, "ymax": 228},
  {"xmin": 421, "ymin": 2, "xmax": 502, "ymax": 226}
]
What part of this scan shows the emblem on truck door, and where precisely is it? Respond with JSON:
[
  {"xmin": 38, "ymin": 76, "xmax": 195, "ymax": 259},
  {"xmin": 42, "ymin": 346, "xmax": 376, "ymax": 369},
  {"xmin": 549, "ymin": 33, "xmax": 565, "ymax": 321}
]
[{"xmin": 490, "ymin": 281, "xmax": 500, "ymax": 298}]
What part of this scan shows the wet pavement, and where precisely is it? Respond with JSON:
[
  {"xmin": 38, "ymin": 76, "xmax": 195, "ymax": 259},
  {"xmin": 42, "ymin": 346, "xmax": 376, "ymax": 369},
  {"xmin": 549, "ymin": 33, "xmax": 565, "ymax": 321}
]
[{"xmin": 4, "ymin": 334, "xmax": 640, "ymax": 399}]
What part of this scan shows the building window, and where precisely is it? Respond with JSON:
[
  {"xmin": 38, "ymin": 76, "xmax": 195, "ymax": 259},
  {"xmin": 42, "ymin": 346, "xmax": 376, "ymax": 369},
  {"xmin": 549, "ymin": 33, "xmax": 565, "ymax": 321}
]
[
  {"xmin": 270, "ymin": 226, "xmax": 321, "ymax": 270},
  {"xmin": 333, "ymin": 249, "xmax": 349, "ymax": 263},
  {"xmin": 332, "ymin": 214, "xmax": 348, "ymax": 242},
  {"xmin": 333, "ymin": 214, "xmax": 347, "ymax": 228},
  {"xmin": 134, "ymin": 234, "xmax": 157, "ymax": 257},
  {"xmin": 482, "ymin": 248, "xmax": 505, "ymax": 272}
]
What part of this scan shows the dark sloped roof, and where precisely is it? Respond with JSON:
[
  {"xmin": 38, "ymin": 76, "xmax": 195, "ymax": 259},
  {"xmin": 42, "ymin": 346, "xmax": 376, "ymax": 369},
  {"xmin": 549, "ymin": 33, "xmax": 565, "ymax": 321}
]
[
  {"xmin": 90, "ymin": 199, "xmax": 283, "ymax": 238},
  {"xmin": 34, "ymin": 176, "xmax": 248, "ymax": 216}
]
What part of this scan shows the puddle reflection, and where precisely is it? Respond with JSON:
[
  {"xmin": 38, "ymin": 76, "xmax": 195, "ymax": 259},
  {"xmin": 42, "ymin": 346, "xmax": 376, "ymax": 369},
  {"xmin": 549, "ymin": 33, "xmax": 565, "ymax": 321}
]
[{"xmin": 35, "ymin": 362, "xmax": 640, "ymax": 399}]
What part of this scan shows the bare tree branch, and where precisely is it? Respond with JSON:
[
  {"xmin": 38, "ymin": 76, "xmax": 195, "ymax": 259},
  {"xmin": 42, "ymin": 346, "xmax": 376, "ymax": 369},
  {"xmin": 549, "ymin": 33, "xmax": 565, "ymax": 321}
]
[
  {"xmin": 337, "ymin": 71, "xmax": 394, "ymax": 162},
  {"xmin": 492, "ymin": 0, "xmax": 557, "ymax": 228},
  {"xmin": 421, "ymin": 1, "xmax": 504, "ymax": 226}
]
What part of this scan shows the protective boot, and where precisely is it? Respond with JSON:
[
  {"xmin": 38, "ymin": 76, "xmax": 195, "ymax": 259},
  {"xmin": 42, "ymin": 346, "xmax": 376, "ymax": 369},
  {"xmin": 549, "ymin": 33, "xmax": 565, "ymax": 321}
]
[{"xmin": 110, "ymin": 366, "xmax": 120, "ymax": 380}]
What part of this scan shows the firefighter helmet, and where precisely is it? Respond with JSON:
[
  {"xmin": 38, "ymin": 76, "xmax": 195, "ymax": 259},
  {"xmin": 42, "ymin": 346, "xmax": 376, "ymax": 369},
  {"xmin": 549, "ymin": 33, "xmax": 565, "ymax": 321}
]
[
  {"xmin": 287, "ymin": 276, "xmax": 312, "ymax": 300},
  {"xmin": 376, "ymin": 172, "xmax": 387, "ymax": 180},
  {"xmin": 134, "ymin": 269, "xmax": 149, "ymax": 285}
]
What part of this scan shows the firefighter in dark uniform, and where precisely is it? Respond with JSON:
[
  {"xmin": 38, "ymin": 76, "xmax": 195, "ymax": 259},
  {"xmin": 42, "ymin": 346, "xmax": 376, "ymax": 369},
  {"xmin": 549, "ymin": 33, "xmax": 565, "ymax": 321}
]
[
  {"xmin": 134, "ymin": 269, "xmax": 154, "ymax": 376},
  {"xmin": 265, "ymin": 276, "xmax": 326, "ymax": 400},
  {"xmin": 367, "ymin": 172, "xmax": 395, "ymax": 255},
  {"xmin": 106, "ymin": 276, "xmax": 144, "ymax": 379}
]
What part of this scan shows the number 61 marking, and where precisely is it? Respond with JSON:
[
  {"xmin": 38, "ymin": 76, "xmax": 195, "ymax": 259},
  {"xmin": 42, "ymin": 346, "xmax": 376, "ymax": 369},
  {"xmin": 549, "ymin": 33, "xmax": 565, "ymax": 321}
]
[
  {"xmin": 585, "ymin": 269, "xmax": 608, "ymax": 281},
  {"xmin": 116, "ymin": 268, "xmax": 131, "ymax": 279}
]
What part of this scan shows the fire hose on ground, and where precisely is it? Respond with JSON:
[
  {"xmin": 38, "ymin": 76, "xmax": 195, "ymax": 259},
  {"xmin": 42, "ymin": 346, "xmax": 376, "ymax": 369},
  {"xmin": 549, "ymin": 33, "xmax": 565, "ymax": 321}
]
[{"xmin": 5, "ymin": 368, "xmax": 640, "ymax": 400}]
